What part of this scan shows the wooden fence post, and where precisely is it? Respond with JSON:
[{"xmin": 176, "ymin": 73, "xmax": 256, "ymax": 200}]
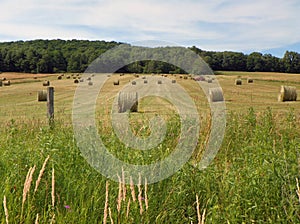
[{"xmin": 47, "ymin": 87, "xmax": 54, "ymax": 126}]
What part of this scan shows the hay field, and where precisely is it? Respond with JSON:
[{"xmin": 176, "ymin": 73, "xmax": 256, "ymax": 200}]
[
  {"xmin": 0, "ymin": 71, "xmax": 299, "ymax": 124},
  {"xmin": 1, "ymin": 71, "xmax": 300, "ymax": 223}
]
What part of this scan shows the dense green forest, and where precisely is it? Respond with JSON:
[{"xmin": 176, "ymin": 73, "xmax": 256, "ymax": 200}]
[{"xmin": 0, "ymin": 39, "xmax": 299, "ymax": 74}]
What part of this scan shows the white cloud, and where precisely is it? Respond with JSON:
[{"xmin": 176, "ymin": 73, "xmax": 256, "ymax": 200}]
[{"xmin": 0, "ymin": 0, "xmax": 299, "ymax": 53}]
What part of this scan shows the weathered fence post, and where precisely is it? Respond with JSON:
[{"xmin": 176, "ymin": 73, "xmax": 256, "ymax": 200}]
[{"xmin": 47, "ymin": 87, "xmax": 54, "ymax": 126}]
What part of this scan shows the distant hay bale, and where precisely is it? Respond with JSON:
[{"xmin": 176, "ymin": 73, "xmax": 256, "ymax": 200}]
[
  {"xmin": 247, "ymin": 78, "xmax": 254, "ymax": 83},
  {"xmin": 235, "ymin": 79, "xmax": 242, "ymax": 85},
  {"xmin": 120, "ymin": 73, "xmax": 124, "ymax": 76},
  {"xmin": 57, "ymin": 76, "xmax": 62, "ymax": 80},
  {"xmin": 3, "ymin": 80, "xmax": 10, "ymax": 86},
  {"xmin": 142, "ymin": 76, "xmax": 146, "ymax": 79},
  {"xmin": 184, "ymin": 76, "xmax": 188, "ymax": 80},
  {"xmin": 88, "ymin": 81, "xmax": 93, "ymax": 86},
  {"xmin": 118, "ymin": 92, "xmax": 138, "ymax": 113},
  {"xmin": 207, "ymin": 78, "xmax": 213, "ymax": 83},
  {"xmin": 134, "ymin": 74, "xmax": 139, "ymax": 78},
  {"xmin": 43, "ymin": 80, "xmax": 50, "ymax": 86},
  {"xmin": 113, "ymin": 80, "xmax": 120, "ymax": 85},
  {"xmin": 38, "ymin": 90, "xmax": 47, "ymax": 102},
  {"xmin": 66, "ymin": 76, "xmax": 71, "ymax": 79},
  {"xmin": 164, "ymin": 74, "xmax": 168, "ymax": 77},
  {"xmin": 172, "ymin": 80, "xmax": 176, "ymax": 83},
  {"xmin": 107, "ymin": 74, "xmax": 111, "ymax": 77},
  {"xmin": 278, "ymin": 86, "xmax": 297, "ymax": 102},
  {"xmin": 144, "ymin": 80, "xmax": 148, "ymax": 84},
  {"xmin": 80, "ymin": 79, "xmax": 84, "ymax": 82},
  {"xmin": 87, "ymin": 77, "xmax": 92, "ymax": 81},
  {"xmin": 157, "ymin": 80, "xmax": 162, "ymax": 84},
  {"xmin": 2, "ymin": 77, "xmax": 6, "ymax": 81},
  {"xmin": 34, "ymin": 76, "xmax": 37, "ymax": 79},
  {"xmin": 209, "ymin": 87, "xmax": 224, "ymax": 102},
  {"xmin": 0, "ymin": 80, "xmax": 2, "ymax": 87},
  {"xmin": 74, "ymin": 79, "xmax": 79, "ymax": 84},
  {"xmin": 132, "ymin": 81, "xmax": 136, "ymax": 85},
  {"xmin": 179, "ymin": 75, "xmax": 183, "ymax": 79}
]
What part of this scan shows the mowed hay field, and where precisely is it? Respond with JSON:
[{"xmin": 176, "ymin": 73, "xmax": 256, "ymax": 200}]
[
  {"xmin": 1, "ymin": 71, "xmax": 300, "ymax": 123},
  {"xmin": 1, "ymin": 71, "xmax": 300, "ymax": 223}
]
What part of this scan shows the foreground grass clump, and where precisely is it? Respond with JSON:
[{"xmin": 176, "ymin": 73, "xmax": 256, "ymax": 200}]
[{"xmin": 0, "ymin": 108, "xmax": 300, "ymax": 223}]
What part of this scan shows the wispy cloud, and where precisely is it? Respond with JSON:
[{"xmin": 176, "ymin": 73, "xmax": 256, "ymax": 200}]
[{"xmin": 0, "ymin": 0, "xmax": 299, "ymax": 55}]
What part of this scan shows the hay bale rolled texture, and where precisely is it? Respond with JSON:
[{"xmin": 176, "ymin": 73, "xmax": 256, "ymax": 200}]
[
  {"xmin": 38, "ymin": 90, "xmax": 47, "ymax": 102},
  {"xmin": 132, "ymin": 81, "xmax": 136, "ymax": 85},
  {"xmin": 88, "ymin": 81, "xmax": 93, "ymax": 86},
  {"xmin": 247, "ymin": 78, "xmax": 254, "ymax": 83},
  {"xmin": 3, "ymin": 80, "xmax": 10, "ymax": 86},
  {"xmin": 235, "ymin": 79, "xmax": 242, "ymax": 85},
  {"xmin": 74, "ymin": 79, "xmax": 79, "ymax": 84},
  {"xmin": 209, "ymin": 87, "xmax": 224, "ymax": 102},
  {"xmin": 144, "ymin": 80, "xmax": 148, "ymax": 84},
  {"xmin": 118, "ymin": 92, "xmax": 138, "ymax": 113},
  {"xmin": 157, "ymin": 80, "xmax": 162, "ymax": 84},
  {"xmin": 278, "ymin": 86, "xmax": 297, "ymax": 102},
  {"xmin": 43, "ymin": 81, "xmax": 50, "ymax": 86},
  {"xmin": 57, "ymin": 76, "xmax": 62, "ymax": 80},
  {"xmin": 113, "ymin": 80, "xmax": 120, "ymax": 85}
]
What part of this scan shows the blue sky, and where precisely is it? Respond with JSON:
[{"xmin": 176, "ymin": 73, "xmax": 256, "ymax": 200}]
[{"xmin": 0, "ymin": 0, "xmax": 299, "ymax": 57}]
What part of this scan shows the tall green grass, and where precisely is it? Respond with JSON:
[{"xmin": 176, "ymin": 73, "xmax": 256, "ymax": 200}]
[{"xmin": 0, "ymin": 108, "xmax": 299, "ymax": 223}]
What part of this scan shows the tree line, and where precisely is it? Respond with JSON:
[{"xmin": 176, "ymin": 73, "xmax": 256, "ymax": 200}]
[{"xmin": 0, "ymin": 39, "xmax": 299, "ymax": 74}]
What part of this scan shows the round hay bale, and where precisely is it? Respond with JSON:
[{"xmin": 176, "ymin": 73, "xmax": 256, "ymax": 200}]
[
  {"xmin": 172, "ymin": 80, "xmax": 176, "ymax": 83},
  {"xmin": 183, "ymin": 76, "xmax": 188, "ymax": 80},
  {"xmin": 134, "ymin": 74, "xmax": 139, "ymax": 78},
  {"xmin": 120, "ymin": 73, "xmax": 124, "ymax": 76},
  {"xmin": 118, "ymin": 92, "xmax": 138, "ymax": 113},
  {"xmin": 207, "ymin": 78, "xmax": 213, "ymax": 83},
  {"xmin": 113, "ymin": 80, "xmax": 120, "ymax": 85},
  {"xmin": 142, "ymin": 76, "xmax": 146, "ymax": 79},
  {"xmin": 157, "ymin": 80, "xmax": 162, "ymax": 84},
  {"xmin": 34, "ymin": 76, "xmax": 37, "ymax": 80},
  {"xmin": 38, "ymin": 90, "xmax": 47, "ymax": 102},
  {"xmin": 87, "ymin": 77, "xmax": 92, "ymax": 81},
  {"xmin": 88, "ymin": 81, "xmax": 93, "ymax": 86},
  {"xmin": 80, "ymin": 79, "xmax": 84, "ymax": 82},
  {"xmin": 57, "ymin": 76, "xmax": 62, "ymax": 80},
  {"xmin": 43, "ymin": 80, "xmax": 50, "ymax": 86},
  {"xmin": 2, "ymin": 77, "xmax": 6, "ymax": 81},
  {"xmin": 3, "ymin": 80, "xmax": 10, "ymax": 86},
  {"xmin": 0, "ymin": 80, "xmax": 2, "ymax": 87},
  {"xmin": 179, "ymin": 75, "xmax": 183, "ymax": 79},
  {"xmin": 132, "ymin": 81, "xmax": 136, "ymax": 85},
  {"xmin": 247, "ymin": 78, "xmax": 254, "ymax": 83},
  {"xmin": 209, "ymin": 87, "xmax": 224, "ymax": 102},
  {"xmin": 144, "ymin": 80, "xmax": 148, "ymax": 84},
  {"xmin": 235, "ymin": 79, "xmax": 242, "ymax": 85},
  {"xmin": 278, "ymin": 86, "xmax": 297, "ymax": 102},
  {"xmin": 74, "ymin": 79, "xmax": 79, "ymax": 84},
  {"xmin": 66, "ymin": 76, "xmax": 71, "ymax": 79}
]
